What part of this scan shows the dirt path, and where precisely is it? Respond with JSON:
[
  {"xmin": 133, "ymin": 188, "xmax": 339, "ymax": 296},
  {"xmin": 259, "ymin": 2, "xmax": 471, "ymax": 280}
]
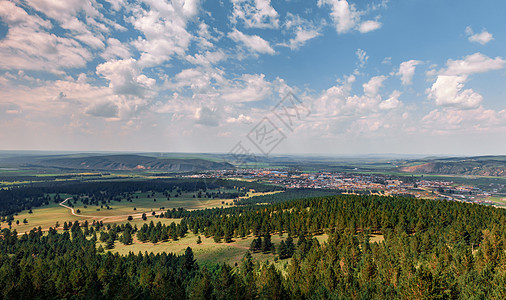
[{"xmin": 59, "ymin": 197, "xmax": 95, "ymax": 218}]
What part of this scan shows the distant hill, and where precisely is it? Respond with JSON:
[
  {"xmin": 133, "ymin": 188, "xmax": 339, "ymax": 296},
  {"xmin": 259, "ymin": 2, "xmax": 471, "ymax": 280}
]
[
  {"xmin": 19, "ymin": 154, "xmax": 234, "ymax": 171},
  {"xmin": 398, "ymin": 156, "xmax": 506, "ymax": 177}
]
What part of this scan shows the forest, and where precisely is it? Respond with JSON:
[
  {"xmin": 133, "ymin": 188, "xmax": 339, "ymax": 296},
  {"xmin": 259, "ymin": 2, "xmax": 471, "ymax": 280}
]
[
  {"xmin": 0, "ymin": 188, "xmax": 505, "ymax": 299},
  {"xmin": 0, "ymin": 178, "xmax": 283, "ymax": 216}
]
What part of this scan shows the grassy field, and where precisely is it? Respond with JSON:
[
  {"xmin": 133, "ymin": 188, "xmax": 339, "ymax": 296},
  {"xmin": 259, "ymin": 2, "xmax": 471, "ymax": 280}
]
[
  {"xmin": 105, "ymin": 232, "xmax": 381, "ymax": 268},
  {"xmin": 70, "ymin": 190, "xmax": 236, "ymax": 218},
  {"xmin": 1, "ymin": 190, "xmax": 280, "ymax": 235},
  {"xmin": 107, "ymin": 233, "xmax": 320, "ymax": 267}
]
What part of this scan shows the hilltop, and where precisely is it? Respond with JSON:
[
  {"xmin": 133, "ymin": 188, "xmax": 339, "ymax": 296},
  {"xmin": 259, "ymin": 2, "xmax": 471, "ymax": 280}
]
[
  {"xmin": 1, "ymin": 154, "xmax": 234, "ymax": 172},
  {"xmin": 398, "ymin": 156, "xmax": 506, "ymax": 177}
]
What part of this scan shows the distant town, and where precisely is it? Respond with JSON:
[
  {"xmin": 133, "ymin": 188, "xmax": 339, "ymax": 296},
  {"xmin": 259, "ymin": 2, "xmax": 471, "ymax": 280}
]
[{"xmin": 185, "ymin": 168, "xmax": 506, "ymax": 208}]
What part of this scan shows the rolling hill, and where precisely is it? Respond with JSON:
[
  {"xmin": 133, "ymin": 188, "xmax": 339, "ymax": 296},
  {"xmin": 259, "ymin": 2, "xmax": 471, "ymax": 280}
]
[
  {"xmin": 398, "ymin": 156, "xmax": 506, "ymax": 177},
  {"xmin": 11, "ymin": 154, "xmax": 234, "ymax": 171}
]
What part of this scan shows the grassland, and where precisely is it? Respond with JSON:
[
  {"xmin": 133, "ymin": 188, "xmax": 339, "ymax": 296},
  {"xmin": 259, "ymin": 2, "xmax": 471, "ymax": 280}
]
[
  {"xmin": 105, "ymin": 232, "xmax": 335, "ymax": 268},
  {"xmin": 70, "ymin": 189, "xmax": 237, "ymax": 218},
  {"xmin": 1, "ymin": 190, "xmax": 279, "ymax": 235},
  {"xmin": 103, "ymin": 231, "xmax": 380, "ymax": 269}
]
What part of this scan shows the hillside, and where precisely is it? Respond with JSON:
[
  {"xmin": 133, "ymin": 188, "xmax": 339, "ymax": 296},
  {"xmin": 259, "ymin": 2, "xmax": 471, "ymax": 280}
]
[
  {"xmin": 19, "ymin": 154, "xmax": 234, "ymax": 171},
  {"xmin": 399, "ymin": 156, "xmax": 506, "ymax": 177}
]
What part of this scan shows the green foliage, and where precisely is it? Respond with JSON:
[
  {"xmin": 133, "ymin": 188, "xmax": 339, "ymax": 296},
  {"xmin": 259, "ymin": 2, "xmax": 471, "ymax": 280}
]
[{"xmin": 1, "ymin": 191, "xmax": 506, "ymax": 298}]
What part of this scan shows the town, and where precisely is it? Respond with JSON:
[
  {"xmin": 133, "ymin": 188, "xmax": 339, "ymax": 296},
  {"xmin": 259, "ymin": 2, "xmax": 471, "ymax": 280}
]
[{"xmin": 185, "ymin": 168, "xmax": 505, "ymax": 208}]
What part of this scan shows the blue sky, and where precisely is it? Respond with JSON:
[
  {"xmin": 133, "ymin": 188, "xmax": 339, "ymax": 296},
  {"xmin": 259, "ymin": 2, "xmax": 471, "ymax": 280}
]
[{"xmin": 0, "ymin": 0, "xmax": 505, "ymax": 155}]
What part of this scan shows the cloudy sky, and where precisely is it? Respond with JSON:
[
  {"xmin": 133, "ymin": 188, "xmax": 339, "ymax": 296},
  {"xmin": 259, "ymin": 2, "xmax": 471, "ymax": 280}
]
[{"xmin": 1, "ymin": 0, "xmax": 505, "ymax": 156}]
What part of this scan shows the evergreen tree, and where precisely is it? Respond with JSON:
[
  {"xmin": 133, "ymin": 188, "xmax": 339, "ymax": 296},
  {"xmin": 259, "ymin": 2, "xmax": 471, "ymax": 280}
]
[{"xmin": 262, "ymin": 234, "xmax": 274, "ymax": 253}]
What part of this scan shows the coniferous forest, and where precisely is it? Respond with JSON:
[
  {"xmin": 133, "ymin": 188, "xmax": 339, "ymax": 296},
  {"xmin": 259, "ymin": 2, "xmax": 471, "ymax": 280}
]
[{"xmin": 0, "ymin": 190, "xmax": 505, "ymax": 299}]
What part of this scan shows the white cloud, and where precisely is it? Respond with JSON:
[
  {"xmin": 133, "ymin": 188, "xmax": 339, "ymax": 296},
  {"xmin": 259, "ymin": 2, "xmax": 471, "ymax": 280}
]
[
  {"xmin": 24, "ymin": 0, "xmax": 108, "ymax": 49},
  {"xmin": 379, "ymin": 90, "xmax": 401, "ymax": 110},
  {"xmin": 226, "ymin": 114, "xmax": 252, "ymax": 124},
  {"xmin": 281, "ymin": 13, "xmax": 321, "ymax": 50},
  {"xmin": 186, "ymin": 50, "xmax": 226, "ymax": 66},
  {"xmin": 348, "ymin": 117, "xmax": 382, "ymax": 133},
  {"xmin": 363, "ymin": 75, "xmax": 386, "ymax": 97},
  {"xmin": 427, "ymin": 53, "xmax": 506, "ymax": 110},
  {"xmin": 96, "ymin": 58, "xmax": 156, "ymax": 97},
  {"xmin": 318, "ymin": 0, "xmax": 382, "ymax": 34},
  {"xmin": 465, "ymin": 26, "xmax": 493, "ymax": 45},
  {"xmin": 381, "ymin": 57, "xmax": 392, "ymax": 64},
  {"xmin": 0, "ymin": 2, "xmax": 92, "ymax": 72},
  {"xmin": 101, "ymin": 38, "xmax": 131, "ymax": 60},
  {"xmin": 443, "ymin": 53, "xmax": 506, "ymax": 76},
  {"xmin": 358, "ymin": 20, "xmax": 381, "ymax": 33},
  {"xmin": 195, "ymin": 106, "xmax": 220, "ymax": 126},
  {"xmin": 25, "ymin": 0, "xmax": 101, "ymax": 20},
  {"xmin": 228, "ymin": 29, "xmax": 275, "ymax": 55},
  {"xmin": 318, "ymin": 0, "xmax": 360, "ymax": 34},
  {"xmin": 231, "ymin": 0, "xmax": 279, "ymax": 29},
  {"xmin": 195, "ymin": 22, "xmax": 221, "ymax": 50},
  {"xmin": 345, "ymin": 94, "xmax": 381, "ymax": 113},
  {"xmin": 288, "ymin": 28, "xmax": 320, "ymax": 49},
  {"xmin": 104, "ymin": 0, "xmax": 126, "ymax": 11},
  {"xmin": 397, "ymin": 60, "xmax": 422, "ymax": 85},
  {"xmin": 0, "ymin": 1, "xmax": 51, "ymax": 29},
  {"xmin": 221, "ymin": 74, "xmax": 272, "ymax": 103},
  {"xmin": 129, "ymin": 0, "xmax": 199, "ymax": 67},
  {"xmin": 356, "ymin": 48, "xmax": 368, "ymax": 68},
  {"xmin": 428, "ymin": 75, "xmax": 482, "ymax": 109},
  {"xmin": 311, "ymin": 73, "xmax": 398, "ymax": 124},
  {"xmin": 86, "ymin": 101, "xmax": 119, "ymax": 118},
  {"xmin": 421, "ymin": 106, "xmax": 506, "ymax": 134}
]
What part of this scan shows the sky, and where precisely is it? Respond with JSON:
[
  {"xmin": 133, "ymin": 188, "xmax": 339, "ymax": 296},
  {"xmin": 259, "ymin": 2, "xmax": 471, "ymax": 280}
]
[{"xmin": 0, "ymin": 0, "xmax": 505, "ymax": 156}]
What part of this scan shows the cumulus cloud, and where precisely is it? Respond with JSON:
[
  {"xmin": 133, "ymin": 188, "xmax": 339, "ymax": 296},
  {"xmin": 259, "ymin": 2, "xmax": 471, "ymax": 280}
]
[
  {"xmin": 426, "ymin": 53, "xmax": 506, "ymax": 109},
  {"xmin": 96, "ymin": 58, "xmax": 156, "ymax": 97},
  {"xmin": 428, "ymin": 75, "xmax": 482, "ymax": 109},
  {"xmin": 317, "ymin": 0, "xmax": 382, "ymax": 34},
  {"xmin": 363, "ymin": 75, "xmax": 387, "ymax": 97},
  {"xmin": 427, "ymin": 53, "xmax": 506, "ymax": 109},
  {"xmin": 221, "ymin": 73, "xmax": 272, "ymax": 102},
  {"xmin": 195, "ymin": 106, "xmax": 220, "ymax": 126},
  {"xmin": 421, "ymin": 106, "xmax": 506, "ymax": 134},
  {"xmin": 311, "ymin": 73, "xmax": 397, "ymax": 123},
  {"xmin": 228, "ymin": 29, "xmax": 275, "ymax": 55},
  {"xmin": 129, "ymin": 0, "xmax": 199, "ymax": 67},
  {"xmin": 465, "ymin": 26, "xmax": 493, "ymax": 45},
  {"xmin": 358, "ymin": 20, "xmax": 381, "ymax": 33},
  {"xmin": 85, "ymin": 101, "xmax": 119, "ymax": 118},
  {"xmin": 379, "ymin": 90, "xmax": 402, "ymax": 110},
  {"xmin": 231, "ymin": 0, "xmax": 279, "ymax": 29},
  {"xmin": 442, "ymin": 52, "xmax": 505, "ymax": 76},
  {"xmin": 397, "ymin": 60, "xmax": 422, "ymax": 85}
]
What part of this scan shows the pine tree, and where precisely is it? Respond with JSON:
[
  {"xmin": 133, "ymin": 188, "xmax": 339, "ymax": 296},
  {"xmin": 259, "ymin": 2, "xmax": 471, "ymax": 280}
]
[
  {"xmin": 278, "ymin": 240, "xmax": 288, "ymax": 259},
  {"xmin": 122, "ymin": 230, "xmax": 133, "ymax": 245},
  {"xmin": 105, "ymin": 236, "xmax": 115, "ymax": 249},
  {"xmin": 286, "ymin": 236, "xmax": 295, "ymax": 257},
  {"xmin": 250, "ymin": 237, "xmax": 262, "ymax": 252},
  {"xmin": 262, "ymin": 234, "xmax": 274, "ymax": 253}
]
